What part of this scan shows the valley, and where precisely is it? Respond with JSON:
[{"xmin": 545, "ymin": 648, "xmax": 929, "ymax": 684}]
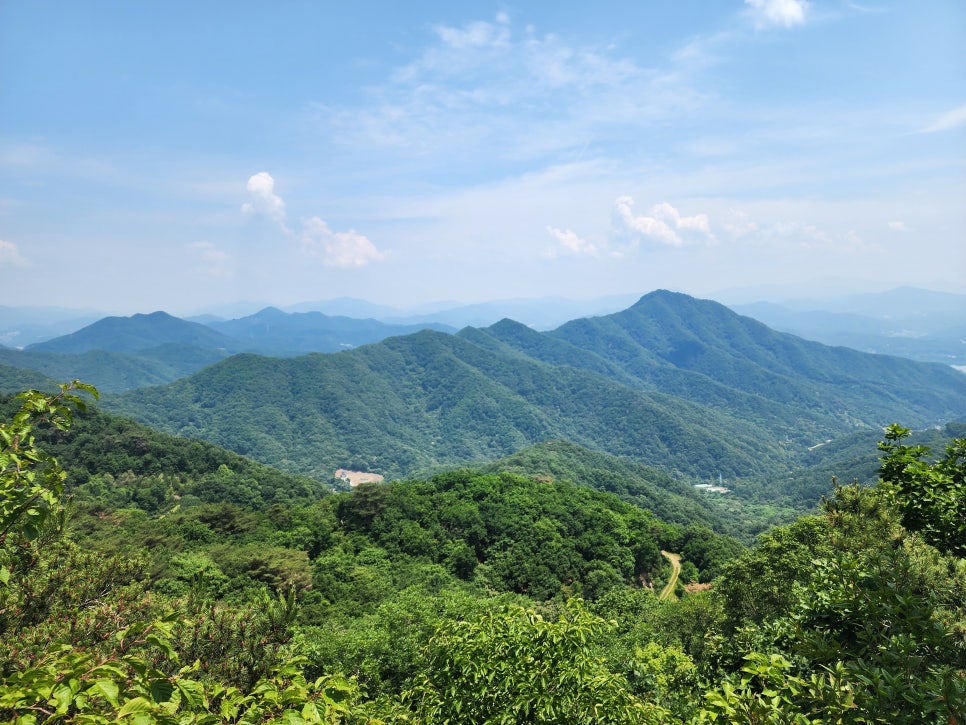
[{"xmin": 1, "ymin": 289, "xmax": 964, "ymax": 722}]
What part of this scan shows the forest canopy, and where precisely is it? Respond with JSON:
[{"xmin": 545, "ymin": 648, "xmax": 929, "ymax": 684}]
[{"xmin": 1, "ymin": 384, "xmax": 964, "ymax": 722}]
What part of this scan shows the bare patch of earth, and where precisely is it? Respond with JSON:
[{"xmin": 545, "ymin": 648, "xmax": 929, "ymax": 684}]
[{"xmin": 335, "ymin": 469, "xmax": 385, "ymax": 487}]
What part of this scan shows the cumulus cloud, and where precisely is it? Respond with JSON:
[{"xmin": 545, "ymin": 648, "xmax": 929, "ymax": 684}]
[
  {"xmin": 546, "ymin": 226, "xmax": 598, "ymax": 256},
  {"xmin": 888, "ymin": 220, "xmax": 910, "ymax": 232},
  {"xmin": 745, "ymin": 0, "xmax": 809, "ymax": 28},
  {"xmin": 920, "ymin": 103, "xmax": 966, "ymax": 133},
  {"xmin": 241, "ymin": 171, "xmax": 286, "ymax": 222},
  {"xmin": 241, "ymin": 172, "xmax": 386, "ymax": 268},
  {"xmin": 0, "ymin": 239, "xmax": 26, "ymax": 266},
  {"xmin": 300, "ymin": 216, "xmax": 386, "ymax": 267},
  {"xmin": 612, "ymin": 197, "xmax": 716, "ymax": 247}
]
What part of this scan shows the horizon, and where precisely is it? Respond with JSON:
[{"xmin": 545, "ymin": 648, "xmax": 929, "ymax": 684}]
[{"xmin": 2, "ymin": 1, "xmax": 965, "ymax": 313}]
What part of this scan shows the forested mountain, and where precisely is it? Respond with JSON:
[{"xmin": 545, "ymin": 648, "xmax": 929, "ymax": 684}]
[
  {"xmin": 0, "ymin": 346, "xmax": 227, "ymax": 392},
  {"xmin": 4, "ymin": 384, "xmax": 964, "ymax": 722},
  {"xmin": 111, "ymin": 330, "xmax": 785, "ymax": 481},
  {"xmin": 0, "ymin": 361, "xmax": 58, "ymax": 392},
  {"xmin": 546, "ymin": 290, "xmax": 964, "ymax": 426},
  {"xmin": 481, "ymin": 440, "xmax": 729, "ymax": 533},
  {"xmin": 28, "ymin": 310, "xmax": 239, "ymax": 354},
  {"xmin": 108, "ymin": 291, "xmax": 966, "ymax": 489}
]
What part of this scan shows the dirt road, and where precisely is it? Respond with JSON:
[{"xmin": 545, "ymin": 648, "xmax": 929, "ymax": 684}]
[{"xmin": 659, "ymin": 551, "xmax": 681, "ymax": 601}]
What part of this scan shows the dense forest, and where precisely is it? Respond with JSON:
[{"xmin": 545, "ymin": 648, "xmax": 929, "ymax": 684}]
[{"xmin": 1, "ymin": 382, "xmax": 964, "ymax": 722}]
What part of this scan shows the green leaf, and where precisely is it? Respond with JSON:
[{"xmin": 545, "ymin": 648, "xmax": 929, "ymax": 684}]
[
  {"xmin": 116, "ymin": 696, "xmax": 154, "ymax": 717},
  {"xmin": 93, "ymin": 679, "xmax": 120, "ymax": 706},
  {"xmin": 149, "ymin": 679, "xmax": 174, "ymax": 704}
]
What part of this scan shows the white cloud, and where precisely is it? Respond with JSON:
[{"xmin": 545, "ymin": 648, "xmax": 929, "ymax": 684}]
[
  {"xmin": 888, "ymin": 220, "xmax": 910, "ymax": 232},
  {"xmin": 920, "ymin": 103, "xmax": 966, "ymax": 133},
  {"xmin": 326, "ymin": 16, "xmax": 698, "ymax": 163},
  {"xmin": 241, "ymin": 171, "xmax": 286, "ymax": 222},
  {"xmin": 188, "ymin": 241, "xmax": 233, "ymax": 277},
  {"xmin": 240, "ymin": 172, "xmax": 385, "ymax": 268},
  {"xmin": 546, "ymin": 226, "xmax": 598, "ymax": 256},
  {"xmin": 722, "ymin": 209, "xmax": 760, "ymax": 238},
  {"xmin": 434, "ymin": 18, "xmax": 510, "ymax": 50},
  {"xmin": 0, "ymin": 239, "xmax": 27, "ymax": 266},
  {"xmin": 745, "ymin": 0, "xmax": 809, "ymax": 28},
  {"xmin": 612, "ymin": 196, "xmax": 716, "ymax": 247},
  {"xmin": 300, "ymin": 216, "xmax": 385, "ymax": 267}
]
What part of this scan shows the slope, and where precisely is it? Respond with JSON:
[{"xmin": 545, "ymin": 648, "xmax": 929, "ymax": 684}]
[
  {"xmin": 28, "ymin": 310, "xmax": 239, "ymax": 355},
  {"xmin": 479, "ymin": 440, "xmax": 729, "ymax": 533},
  {"xmin": 110, "ymin": 329, "xmax": 787, "ymax": 482},
  {"xmin": 545, "ymin": 290, "xmax": 966, "ymax": 436}
]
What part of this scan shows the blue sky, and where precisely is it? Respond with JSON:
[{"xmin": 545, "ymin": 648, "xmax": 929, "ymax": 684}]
[{"xmin": 1, "ymin": 0, "xmax": 964, "ymax": 314}]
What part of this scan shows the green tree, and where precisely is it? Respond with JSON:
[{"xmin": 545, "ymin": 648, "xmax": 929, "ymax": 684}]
[
  {"xmin": 396, "ymin": 598, "xmax": 669, "ymax": 724},
  {"xmin": 878, "ymin": 423, "xmax": 966, "ymax": 556}
]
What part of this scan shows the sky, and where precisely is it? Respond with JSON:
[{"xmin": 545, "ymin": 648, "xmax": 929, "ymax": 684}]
[{"xmin": 1, "ymin": 0, "xmax": 964, "ymax": 315}]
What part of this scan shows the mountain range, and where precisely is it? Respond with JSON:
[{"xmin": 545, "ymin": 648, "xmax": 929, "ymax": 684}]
[
  {"xmin": 728, "ymin": 287, "xmax": 966, "ymax": 365},
  {"xmin": 92, "ymin": 291, "xmax": 965, "ymax": 489},
  {"xmin": 1, "ymin": 290, "xmax": 962, "ymax": 502}
]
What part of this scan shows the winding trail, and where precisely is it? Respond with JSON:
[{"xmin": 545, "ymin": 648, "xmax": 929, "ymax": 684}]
[{"xmin": 659, "ymin": 551, "xmax": 681, "ymax": 601}]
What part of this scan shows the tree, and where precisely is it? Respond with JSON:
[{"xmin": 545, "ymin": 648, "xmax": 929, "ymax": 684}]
[
  {"xmin": 1, "ymin": 384, "xmax": 378, "ymax": 723},
  {"xmin": 395, "ymin": 598, "xmax": 669, "ymax": 724},
  {"xmin": 878, "ymin": 423, "xmax": 966, "ymax": 556}
]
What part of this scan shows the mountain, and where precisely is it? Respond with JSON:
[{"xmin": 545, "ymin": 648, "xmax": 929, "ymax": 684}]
[
  {"xmin": 0, "ymin": 305, "xmax": 105, "ymax": 348},
  {"xmin": 0, "ymin": 361, "xmax": 60, "ymax": 393},
  {"xmin": 284, "ymin": 294, "xmax": 640, "ymax": 331},
  {"xmin": 204, "ymin": 307, "xmax": 455, "ymax": 354},
  {"xmin": 110, "ymin": 328, "xmax": 789, "ymax": 482},
  {"xmin": 27, "ymin": 311, "xmax": 239, "ymax": 355},
  {"xmin": 728, "ymin": 287, "xmax": 966, "ymax": 364},
  {"xmin": 481, "ymin": 440, "xmax": 730, "ymax": 534},
  {"xmin": 0, "ymin": 344, "xmax": 231, "ymax": 393},
  {"xmin": 107, "ymin": 291, "xmax": 966, "ymax": 487},
  {"xmin": 465, "ymin": 291, "xmax": 965, "ymax": 440}
]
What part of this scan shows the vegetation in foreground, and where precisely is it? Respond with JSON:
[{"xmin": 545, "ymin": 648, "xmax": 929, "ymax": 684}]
[{"xmin": 1, "ymin": 383, "xmax": 964, "ymax": 722}]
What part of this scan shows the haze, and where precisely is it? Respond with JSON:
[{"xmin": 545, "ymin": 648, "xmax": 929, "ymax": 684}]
[{"xmin": 1, "ymin": 0, "xmax": 964, "ymax": 315}]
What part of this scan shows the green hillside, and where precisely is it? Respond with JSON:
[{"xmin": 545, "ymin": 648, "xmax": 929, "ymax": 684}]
[
  {"xmin": 110, "ymin": 329, "xmax": 788, "ymax": 481},
  {"xmin": 27, "ymin": 310, "xmax": 239, "ymax": 354},
  {"xmin": 4, "ymin": 383, "xmax": 964, "ymax": 723},
  {"xmin": 481, "ymin": 440, "xmax": 729, "ymax": 533},
  {"xmin": 548, "ymin": 290, "xmax": 966, "ymax": 428},
  {"xmin": 107, "ymin": 292, "xmax": 965, "ymax": 491}
]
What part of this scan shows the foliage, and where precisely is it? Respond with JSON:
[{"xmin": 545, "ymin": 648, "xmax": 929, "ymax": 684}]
[
  {"xmin": 396, "ymin": 598, "xmax": 669, "ymax": 724},
  {"xmin": 704, "ymin": 480, "xmax": 966, "ymax": 723},
  {"xmin": 0, "ymin": 381, "xmax": 97, "ymax": 544},
  {"xmin": 879, "ymin": 423, "xmax": 966, "ymax": 556}
]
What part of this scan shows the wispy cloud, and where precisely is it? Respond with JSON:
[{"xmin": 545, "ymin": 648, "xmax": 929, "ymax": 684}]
[
  {"xmin": 546, "ymin": 226, "xmax": 598, "ymax": 257},
  {"xmin": 317, "ymin": 14, "xmax": 702, "ymax": 166},
  {"xmin": 745, "ymin": 0, "xmax": 809, "ymax": 29},
  {"xmin": 241, "ymin": 172, "xmax": 385, "ymax": 268},
  {"xmin": 0, "ymin": 240, "xmax": 27, "ymax": 267},
  {"xmin": 188, "ymin": 241, "xmax": 233, "ymax": 278},
  {"xmin": 920, "ymin": 103, "xmax": 966, "ymax": 133},
  {"xmin": 888, "ymin": 220, "xmax": 910, "ymax": 232}
]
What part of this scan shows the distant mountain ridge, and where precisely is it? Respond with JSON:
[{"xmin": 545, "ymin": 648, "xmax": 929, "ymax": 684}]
[
  {"xmin": 106, "ymin": 291, "xmax": 966, "ymax": 486},
  {"xmin": 27, "ymin": 311, "xmax": 238, "ymax": 355},
  {"xmin": 8, "ymin": 307, "xmax": 458, "ymax": 390},
  {"xmin": 727, "ymin": 286, "xmax": 966, "ymax": 365},
  {"xmin": 205, "ymin": 306, "xmax": 455, "ymax": 354}
]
